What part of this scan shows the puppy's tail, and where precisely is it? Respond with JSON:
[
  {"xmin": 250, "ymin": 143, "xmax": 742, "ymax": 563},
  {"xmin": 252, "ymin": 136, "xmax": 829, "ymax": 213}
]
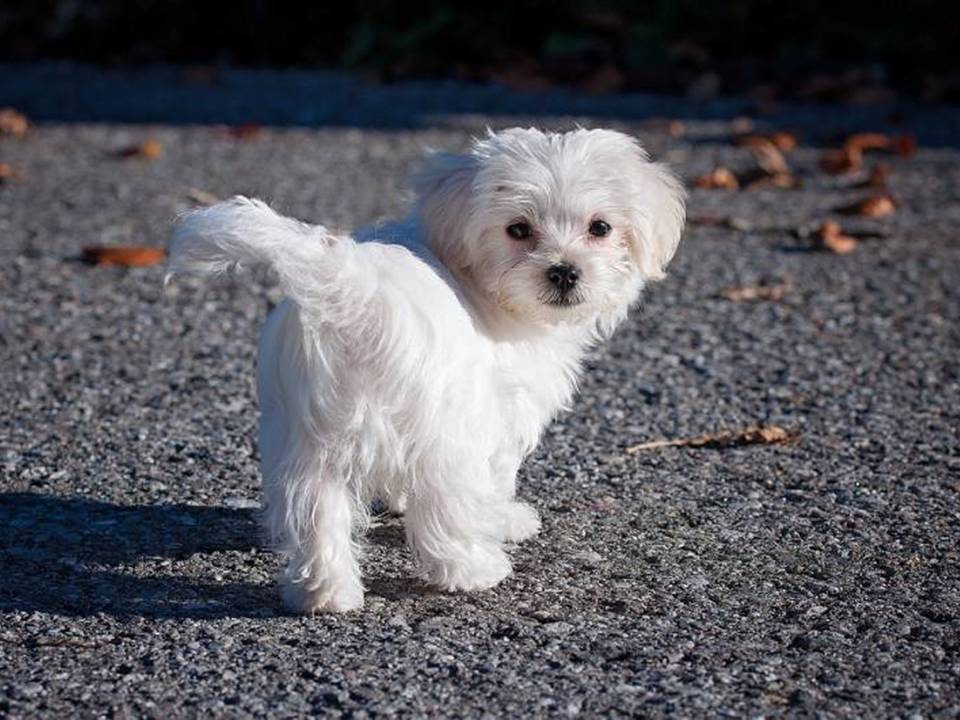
[{"xmin": 166, "ymin": 196, "xmax": 343, "ymax": 306}]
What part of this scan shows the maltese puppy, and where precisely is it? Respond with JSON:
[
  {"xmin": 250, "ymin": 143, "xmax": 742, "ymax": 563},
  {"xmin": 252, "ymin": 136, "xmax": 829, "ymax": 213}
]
[{"xmin": 167, "ymin": 127, "xmax": 685, "ymax": 613}]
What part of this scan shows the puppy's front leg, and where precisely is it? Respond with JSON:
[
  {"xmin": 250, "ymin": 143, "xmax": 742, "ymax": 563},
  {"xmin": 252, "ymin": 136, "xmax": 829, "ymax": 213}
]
[
  {"xmin": 489, "ymin": 446, "xmax": 541, "ymax": 543},
  {"xmin": 404, "ymin": 463, "xmax": 511, "ymax": 592}
]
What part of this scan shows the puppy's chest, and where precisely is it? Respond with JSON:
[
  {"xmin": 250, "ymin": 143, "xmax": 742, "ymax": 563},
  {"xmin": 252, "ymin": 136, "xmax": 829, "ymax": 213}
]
[{"xmin": 494, "ymin": 353, "xmax": 580, "ymax": 444}]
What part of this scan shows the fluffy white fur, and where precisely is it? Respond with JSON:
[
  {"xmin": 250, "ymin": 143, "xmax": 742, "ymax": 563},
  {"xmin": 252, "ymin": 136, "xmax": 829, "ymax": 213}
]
[{"xmin": 166, "ymin": 127, "xmax": 685, "ymax": 614}]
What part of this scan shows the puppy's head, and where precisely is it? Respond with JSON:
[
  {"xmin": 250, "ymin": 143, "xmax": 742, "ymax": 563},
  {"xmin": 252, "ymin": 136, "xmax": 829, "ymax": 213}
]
[{"xmin": 414, "ymin": 127, "xmax": 685, "ymax": 333}]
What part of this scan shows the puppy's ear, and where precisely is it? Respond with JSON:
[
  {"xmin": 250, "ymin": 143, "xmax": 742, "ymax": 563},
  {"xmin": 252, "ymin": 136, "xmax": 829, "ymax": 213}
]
[
  {"xmin": 621, "ymin": 143, "xmax": 686, "ymax": 281},
  {"xmin": 413, "ymin": 151, "xmax": 479, "ymax": 269}
]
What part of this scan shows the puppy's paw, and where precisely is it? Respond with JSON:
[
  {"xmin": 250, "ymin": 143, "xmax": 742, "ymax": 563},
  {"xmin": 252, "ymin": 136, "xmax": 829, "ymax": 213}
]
[
  {"xmin": 421, "ymin": 543, "xmax": 511, "ymax": 592},
  {"xmin": 499, "ymin": 502, "xmax": 541, "ymax": 543},
  {"xmin": 282, "ymin": 578, "xmax": 364, "ymax": 615}
]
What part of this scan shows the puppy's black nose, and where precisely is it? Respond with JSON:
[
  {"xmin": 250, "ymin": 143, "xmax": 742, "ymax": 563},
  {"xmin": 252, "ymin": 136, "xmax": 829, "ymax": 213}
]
[{"xmin": 546, "ymin": 263, "xmax": 580, "ymax": 294}]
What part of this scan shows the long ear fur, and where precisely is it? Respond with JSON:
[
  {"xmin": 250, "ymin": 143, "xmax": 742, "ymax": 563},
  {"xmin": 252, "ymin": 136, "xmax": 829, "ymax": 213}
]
[
  {"xmin": 412, "ymin": 151, "xmax": 479, "ymax": 270},
  {"xmin": 629, "ymin": 158, "xmax": 686, "ymax": 280}
]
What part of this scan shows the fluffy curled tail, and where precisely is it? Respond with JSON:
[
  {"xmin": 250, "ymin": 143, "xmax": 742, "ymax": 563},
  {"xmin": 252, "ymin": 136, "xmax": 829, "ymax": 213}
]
[{"xmin": 166, "ymin": 196, "xmax": 344, "ymax": 306}]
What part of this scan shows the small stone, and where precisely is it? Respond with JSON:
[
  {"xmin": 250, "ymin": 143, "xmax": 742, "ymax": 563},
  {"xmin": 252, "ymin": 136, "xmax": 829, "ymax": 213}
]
[
  {"xmin": 573, "ymin": 550, "xmax": 603, "ymax": 565},
  {"xmin": 387, "ymin": 614, "xmax": 410, "ymax": 630},
  {"xmin": 11, "ymin": 683, "xmax": 44, "ymax": 700},
  {"xmin": 542, "ymin": 621, "xmax": 574, "ymax": 635}
]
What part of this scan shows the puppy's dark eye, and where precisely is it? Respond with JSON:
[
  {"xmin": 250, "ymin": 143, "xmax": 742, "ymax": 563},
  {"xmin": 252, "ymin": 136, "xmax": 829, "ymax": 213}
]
[
  {"xmin": 506, "ymin": 222, "xmax": 533, "ymax": 240},
  {"xmin": 589, "ymin": 219, "xmax": 612, "ymax": 238}
]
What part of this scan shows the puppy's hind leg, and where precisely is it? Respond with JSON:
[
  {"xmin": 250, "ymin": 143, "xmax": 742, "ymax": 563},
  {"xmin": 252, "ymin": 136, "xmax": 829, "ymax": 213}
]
[
  {"xmin": 270, "ymin": 472, "xmax": 365, "ymax": 615},
  {"xmin": 258, "ymin": 302, "xmax": 365, "ymax": 614}
]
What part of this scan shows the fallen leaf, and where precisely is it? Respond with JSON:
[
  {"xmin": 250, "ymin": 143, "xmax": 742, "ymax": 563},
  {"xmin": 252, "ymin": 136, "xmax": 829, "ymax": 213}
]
[
  {"xmin": 229, "ymin": 123, "xmax": 263, "ymax": 141},
  {"xmin": 736, "ymin": 131, "xmax": 797, "ymax": 153},
  {"xmin": 82, "ymin": 246, "xmax": 165, "ymax": 267},
  {"xmin": 824, "ymin": 132, "xmax": 916, "ymax": 174},
  {"xmin": 813, "ymin": 220, "xmax": 857, "ymax": 254},
  {"xmin": 743, "ymin": 171, "xmax": 798, "ymax": 190},
  {"xmin": 690, "ymin": 214, "xmax": 753, "ymax": 231},
  {"xmin": 118, "ymin": 138, "xmax": 163, "ymax": 160},
  {"xmin": 721, "ymin": 279, "xmax": 792, "ymax": 302},
  {"xmin": 844, "ymin": 132, "xmax": 891, "ymax": 153},
  {"xmin": 641, "ymin": 118, "xmax": 685, "ymax": 137},
  {"xmin": 0, "ymin": 162, "xmax": 23, "ymax": 182},
  {"xmin": 185, "ymin": 187, "xmax": 221, "ymax": 205},
  {"xmin": 693, "ymin": 167, "xmax": 739, "ymax": 190},
  {"xmin": 768, "ymin": 131, "xmax": 798, "ymax": 152},
  {"xmin": 820, "ymin": 147, "xmax": 862, "ymax": 175},
  {"xmin": 626, "ymin": 425, "xmax": 796, "ymax": 453},
  {"xmin": 742, "ymin": 136, "xmax": 790, "ymax": 175},
  {"xmin": 836, "ymin": 194, "xmax": 897, "ymax": 218},
  {"xmin": 0, "ymin": 108, "xmax": 28, "ymax": 138},
  {"xmin": 666, "ymin": 120, "xmax": 685, "ymax": 138},
  {"xmin": 891, "ymin": 133, "xmax": 918, "ymax": 157}
]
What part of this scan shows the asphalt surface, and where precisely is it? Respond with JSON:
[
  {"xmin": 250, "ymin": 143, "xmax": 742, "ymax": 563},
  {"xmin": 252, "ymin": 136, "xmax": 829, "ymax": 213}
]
[{"xmin": 1, "ymin": 69, "xmax": 959, "ymax": 718}]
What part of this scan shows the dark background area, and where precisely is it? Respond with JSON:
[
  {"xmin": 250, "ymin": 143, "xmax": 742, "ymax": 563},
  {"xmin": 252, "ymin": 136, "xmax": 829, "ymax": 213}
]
[{"xmin": 2, "ymin": 0, "xmax": 959, "ymax": 101}]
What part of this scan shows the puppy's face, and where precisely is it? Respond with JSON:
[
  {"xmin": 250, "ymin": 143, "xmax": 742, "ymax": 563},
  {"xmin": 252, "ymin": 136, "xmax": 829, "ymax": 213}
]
[{"xmin": 416, "ymin": 128, "xmax": 685, "ymax": 332}]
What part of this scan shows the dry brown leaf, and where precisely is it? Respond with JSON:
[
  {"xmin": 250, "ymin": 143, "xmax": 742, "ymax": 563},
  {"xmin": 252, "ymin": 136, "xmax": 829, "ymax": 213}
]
[
  {"xmin": 118, "ymin": 138, "xmax": 163, "ymax": 160},
  {"xmin": 824, "ymin": 132, "xmax": 916, "ymax": 175},
  {"xmin": 814, "ymin": 220, "xmax": 857, "ymax": 254},
  {"xmin": 229, "ymin": 123, "xmax": 263, "ymax": 141},
  {"xmin": 690, "ymin": 214, "xmax": 753, "ymax": 231},
  {"xmin": 820, "ymin": 147, "xmax": 862, "ymax": 175},
  {"xmin": 82, "ymin": 246, "xmax": 165, "ymax": 267},
  {"xmin": 859, "ymin": 195, "xmax": 897, "ymax": 217},
  {"xmin": 742, "ymin": 136, "xmax": 790, "ymax": 175},
  {"xmin": 837, "ymin": 194, "xmax": 897, "ymax": 218},
  {"xmin": 0, "ymin": 162, "xmax": 23, "ymax": 182},
  {"xmin": 626, "ymin": 425, "xmax": 795, "ymax": 453},
  {"xmin": 736, "ymin": 131, "xmax": 797, "ymax": 153},
  {"xmin": 0, "ymin": 108, "xmax": 28, "ymax": 138},
  {"xmin": 844, "ymin": 132, "xmax": 891, "ymax": 153},
  {"xmin": 694, "ymin": 167, "xmax": 739, "ymax": 190},
  {"xmin": 743, "ymin": 171, "xmax": 798, "ymax": 190},
  {"xmin": 768, "ymin": 131, "xmax": 797, "ymax": 152},
  {"xmin": 721, "ymin": 279, "xmax": 792, "ymax": 302},
  {"xmin": 641, "ymin": 118, "xmax": 685, "ymax": 137},
  {"xmin": 139, "ymin": 138, "xmax": 163, "ymax": 159},
  {"xmin": 891, "ymin": 133, "xmax": 918, "ymax": 157}
]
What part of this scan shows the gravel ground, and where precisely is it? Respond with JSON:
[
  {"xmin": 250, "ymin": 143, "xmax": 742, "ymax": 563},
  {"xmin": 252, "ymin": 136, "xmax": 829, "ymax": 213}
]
[{"xmin": 1, "ymin": 68, "xmax": 959, "ymax": 718}]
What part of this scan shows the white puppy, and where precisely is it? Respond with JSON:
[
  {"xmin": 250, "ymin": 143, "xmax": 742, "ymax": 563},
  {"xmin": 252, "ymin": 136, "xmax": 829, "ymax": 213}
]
[{"xmin": 167, "ymin": 127, "xmax": 685, "ymax": 613}]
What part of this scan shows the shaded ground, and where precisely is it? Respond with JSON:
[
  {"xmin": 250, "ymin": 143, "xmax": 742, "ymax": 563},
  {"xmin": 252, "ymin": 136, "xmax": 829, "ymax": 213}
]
[{"xmin": 1, "ymin": 75, "xmax": 958, "ymax": 717}]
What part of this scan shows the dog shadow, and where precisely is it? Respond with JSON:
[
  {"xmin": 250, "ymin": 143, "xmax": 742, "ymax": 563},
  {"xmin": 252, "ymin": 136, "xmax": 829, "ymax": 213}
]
[{"xmin": 0, "ymin": 492, "xmax": 282, "ymax": 619}]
